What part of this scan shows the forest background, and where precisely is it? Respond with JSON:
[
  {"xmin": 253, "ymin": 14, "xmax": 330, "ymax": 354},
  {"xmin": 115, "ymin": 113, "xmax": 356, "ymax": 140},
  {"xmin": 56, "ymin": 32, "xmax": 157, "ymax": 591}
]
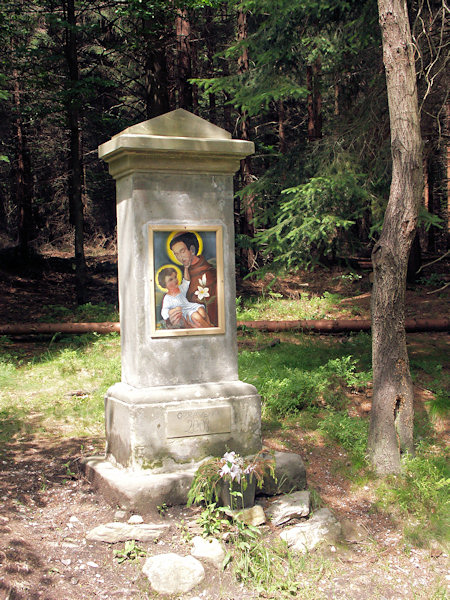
[{"xmin": 0, "ymin": 0, "xmax": 448, "ymax": 300}]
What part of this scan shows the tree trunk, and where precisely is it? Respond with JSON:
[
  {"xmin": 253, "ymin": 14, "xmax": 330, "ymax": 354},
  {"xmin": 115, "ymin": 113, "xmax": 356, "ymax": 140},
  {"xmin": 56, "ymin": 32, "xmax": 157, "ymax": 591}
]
[
  {"xmin": 144, "ymin": 27, "xmax": 170, "ymax": 119},
  {"xmin": 65, "ymin": 0, "xmax": 87, "ymax": 305},
  {"xmin": 12, "ymin": 69, "xmax": 33, "ymax": 260},
  {"xmin": 278, "ymin": 100, "xmax": 287, "ymax": 154},
  {"xmin": 237, "ymin": 10, "xmax": 256, "ymax": 272},
  {"xmin": 205, "ymin": 7, "xmax": 217, "ymax": 124},
  {"xmin": 307, "ymin": 57, "xmax": 322, "ymax": 141},
  {"xmin": 368, "ymin": 0, "xmax": 423, "ymax": 474},
  {"xmin": 426, "ymin": 141, "xmax": 449, "ymax": 253},
  {"xmin": 176, "ymin": 8, "xmax": 193, "ymax": 110}
]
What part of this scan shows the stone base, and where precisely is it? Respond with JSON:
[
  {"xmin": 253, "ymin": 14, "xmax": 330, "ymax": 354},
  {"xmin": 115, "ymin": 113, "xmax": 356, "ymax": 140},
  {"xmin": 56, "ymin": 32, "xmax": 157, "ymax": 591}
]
[
  {"xmin": 105, "ymin": 380, "xmax": 261, "ymax": 469},
  {"xmin": 82, "ymin": 450, "xmax": 307, "ymax": 514},
  {"xmin": 83, "ymin": 456, "xmax": 200, "ymax": 514}
]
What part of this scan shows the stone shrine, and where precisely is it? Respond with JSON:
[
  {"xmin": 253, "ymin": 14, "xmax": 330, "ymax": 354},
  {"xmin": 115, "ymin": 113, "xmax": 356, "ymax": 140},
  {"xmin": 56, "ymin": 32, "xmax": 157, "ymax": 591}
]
[{"xmin": 84, "ymin": 109, "xmax": 261, "ymax": 510}]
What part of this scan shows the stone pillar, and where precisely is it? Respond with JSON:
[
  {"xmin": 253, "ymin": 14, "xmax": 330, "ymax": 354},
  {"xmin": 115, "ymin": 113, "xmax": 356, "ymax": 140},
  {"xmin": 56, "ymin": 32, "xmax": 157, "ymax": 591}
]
[{"xmin": 85, "ymin": 109, "xmax": 261, "ymax": 510}]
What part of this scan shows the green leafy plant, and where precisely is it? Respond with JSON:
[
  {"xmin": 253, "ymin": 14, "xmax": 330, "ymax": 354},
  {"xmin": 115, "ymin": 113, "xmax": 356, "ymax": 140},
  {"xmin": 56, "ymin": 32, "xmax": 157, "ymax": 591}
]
[
  {"xmin": 228, "ymin": 519, "xmax": 302, "ymax": 596},
  {"xmin": 157, "ymin": 502, "xmax": 169, "ymax": 516},
  {"xmin": 318, "ymin": 410, "xmax": 368, "ymax": 470},
  {"xmin": 375, "ymin": 443, "xmax": 449, "ymax": 547},
  {"xmin": 187, "ymin": 451, "xmax": 275, "ymax": 510},
  {"xmin": 255, "ymin": 172, "xmax": 369, "ymax": 270},
  {"xmin": 113, "ymin": 540, "xmax": 147, "ymax": 564},
  {"xmin": 176, "ymin": 519, "xmax": 192, "ymax": 543},
  {"xmin": 196, "ymin": 502, "xmax": 230, "ymax": 538}
]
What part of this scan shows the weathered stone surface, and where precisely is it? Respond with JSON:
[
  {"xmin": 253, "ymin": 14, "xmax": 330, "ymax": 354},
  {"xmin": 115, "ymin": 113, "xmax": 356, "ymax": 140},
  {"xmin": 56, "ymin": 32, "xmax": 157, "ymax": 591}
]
[
  {"xmin": 127, "ymin": 514, "xmax": 143, "ymax": 524},
  {"xmin": 191, "ymin": 536, "xmax": 225, "ymax": 569},
  {"xmin": 86, "ymin": 522, "xmax": 169, "ymax": 543},
  {"xmin": 260, "ymin": 451, "xmax": 307, "ymax": 495},
  {"xmin": 280, "ymin": 508, "xmax": 341, "ymax": 553},
  {"xmin": 229, "ymin": 504, "xmax": 266, "ymax": 526},
  {"xmin": 266, "ymin": 490, "xmax": 310, "ymax": 525},
  {"xmin": 142, "ymin": 553, "xmax": 205, "ymax": 594}
]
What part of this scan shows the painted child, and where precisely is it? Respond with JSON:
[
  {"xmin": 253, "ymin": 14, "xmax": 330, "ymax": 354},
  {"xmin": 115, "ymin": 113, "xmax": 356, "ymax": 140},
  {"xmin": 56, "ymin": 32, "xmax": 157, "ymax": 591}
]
[{"xmin": 158, "ymin": 267, "xmax": 213, "ymax": 328}]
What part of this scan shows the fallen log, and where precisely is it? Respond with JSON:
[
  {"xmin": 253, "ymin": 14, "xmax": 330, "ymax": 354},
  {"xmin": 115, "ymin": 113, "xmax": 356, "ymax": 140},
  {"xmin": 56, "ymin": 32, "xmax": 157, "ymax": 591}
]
[
  {"xmin": 0, "ymin": 322, "xmax": 120, "ymax": 335},
  {"xmin": 237, "ymin": 318, "xmax": 450, "ymax": 333},
  {"xmin": 0, "ymin": 318, "xmax": 448, "ymax": 337}
]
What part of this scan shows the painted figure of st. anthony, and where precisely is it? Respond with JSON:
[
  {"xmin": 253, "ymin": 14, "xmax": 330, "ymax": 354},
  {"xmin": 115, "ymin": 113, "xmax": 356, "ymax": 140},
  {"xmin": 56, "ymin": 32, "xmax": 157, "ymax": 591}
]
[{"xmin": 155, "ymin": 230, "xmax": 218, "ymax": 329}]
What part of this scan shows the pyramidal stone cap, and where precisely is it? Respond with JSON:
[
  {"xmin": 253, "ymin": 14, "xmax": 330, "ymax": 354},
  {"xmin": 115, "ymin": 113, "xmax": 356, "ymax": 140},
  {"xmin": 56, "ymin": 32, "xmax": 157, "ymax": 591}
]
[{"xmin": 98, "ymin": 108, "xmax": 254, "ymax": 178}]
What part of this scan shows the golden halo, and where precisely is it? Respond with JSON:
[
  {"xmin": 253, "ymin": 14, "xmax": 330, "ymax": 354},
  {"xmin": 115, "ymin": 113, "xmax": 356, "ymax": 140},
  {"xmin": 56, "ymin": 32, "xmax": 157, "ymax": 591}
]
[
  {"xmin": 166, "ymin": 231, "xmax": 203, "ymax": 265},
  {"xmin": 155, "ymin": 264, "xmax": 182, "ymax": 292}
]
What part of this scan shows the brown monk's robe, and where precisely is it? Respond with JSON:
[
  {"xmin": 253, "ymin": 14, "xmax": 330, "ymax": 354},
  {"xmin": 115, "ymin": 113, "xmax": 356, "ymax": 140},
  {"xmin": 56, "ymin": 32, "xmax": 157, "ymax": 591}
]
[{"xmin": 186, "ymin": 255, "xmax": 218, "ymax": 326}]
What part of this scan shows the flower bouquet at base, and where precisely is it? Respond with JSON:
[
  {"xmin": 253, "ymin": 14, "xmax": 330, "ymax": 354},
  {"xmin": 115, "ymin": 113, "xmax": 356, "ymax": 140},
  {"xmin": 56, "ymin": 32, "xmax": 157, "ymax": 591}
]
[{"xmin": 187, "ymin": 450, "xmax": 275, "ymax": 511}]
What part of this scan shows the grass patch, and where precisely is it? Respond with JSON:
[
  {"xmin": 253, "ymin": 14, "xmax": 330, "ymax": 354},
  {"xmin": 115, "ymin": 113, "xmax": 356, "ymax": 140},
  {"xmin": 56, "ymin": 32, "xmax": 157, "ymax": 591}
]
[
  {"xmin": 236, "ymin": 291, "xmax": 344, "ymax": 321},
  {"xmin": 39, "ymin": 302, "xmax": 119, "ymax": 323},
  {"xmin": 318, "ymin": 410, "xmax": 368, "ymax": 470},
  {"xmin": 375, "ymin": 442, "xmax": 450, "ymax": 548},
  {"xmin": 239, "ymin": 334, "xmax": 372, "ymax": 416},
  {"xmin": 0, "ymin": 333, "xmax": 120, "ymax": 440}
]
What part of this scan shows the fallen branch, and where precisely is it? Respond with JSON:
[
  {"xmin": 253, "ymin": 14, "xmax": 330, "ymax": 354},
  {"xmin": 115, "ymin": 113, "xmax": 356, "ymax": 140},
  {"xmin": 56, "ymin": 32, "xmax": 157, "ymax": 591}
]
[
  {"xmin": 427, "ymin": 281, "xmax": 450, "ymax": 295},
  {"xmin": 0, "ymin": 318, "xmax": 448, "ymax": 336},
  {"xmin": 238, "ymin": 318, "xmax": 450, "ymax": 333},
  {"xmin": 0, "ymin": 322, "xmax": 120, "ymax": 335},
  {"xmin": 416, "ymin": 250, "xmax": 449, "ymax": 275}
]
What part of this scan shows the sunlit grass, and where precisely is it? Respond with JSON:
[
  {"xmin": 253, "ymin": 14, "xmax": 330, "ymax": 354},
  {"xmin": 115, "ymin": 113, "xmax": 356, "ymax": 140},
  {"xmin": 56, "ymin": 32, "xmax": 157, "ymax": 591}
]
[
  {"xmin": 0, "ymin": 319, "xmax": 448, "ymax": 551},
  {"xmin": 236, "ymin": 291, "xmax": 347, "ymax": 321},
  {"xmin": 0, "ymin": 333, "xmax": 120, "ymax": 442}
]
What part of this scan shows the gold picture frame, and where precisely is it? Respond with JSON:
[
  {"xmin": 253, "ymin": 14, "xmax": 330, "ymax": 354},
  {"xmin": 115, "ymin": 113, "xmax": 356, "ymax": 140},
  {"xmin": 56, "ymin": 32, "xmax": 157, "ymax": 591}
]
[{"xmin": 148, "ymin": 225, "xmax": 225, "ymax": 337}]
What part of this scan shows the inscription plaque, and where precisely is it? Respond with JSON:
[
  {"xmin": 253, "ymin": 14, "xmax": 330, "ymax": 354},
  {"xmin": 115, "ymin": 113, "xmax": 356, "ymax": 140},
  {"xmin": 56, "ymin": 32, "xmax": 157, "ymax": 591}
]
[{"xmin": 166, "ymin": 405, "xmax": 232, "ymax": 439}]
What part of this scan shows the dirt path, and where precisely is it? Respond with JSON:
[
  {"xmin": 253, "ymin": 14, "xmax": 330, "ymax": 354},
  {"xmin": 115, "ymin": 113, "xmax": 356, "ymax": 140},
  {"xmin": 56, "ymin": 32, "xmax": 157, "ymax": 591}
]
[
  {"xmin": 0, "ymin": 426, "xmax": 448, "ymax": 600},
  {"xmin": 0, "ymin": 255, "xmax": 448, "ymax": 598}
]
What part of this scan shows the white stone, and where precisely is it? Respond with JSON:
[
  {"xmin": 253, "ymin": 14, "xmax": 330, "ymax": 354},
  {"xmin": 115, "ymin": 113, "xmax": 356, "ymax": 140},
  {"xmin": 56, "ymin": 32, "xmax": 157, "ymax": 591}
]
[
  {"xmin": 280, "ymin": 508, "xmax": 341, "ymax": 553},
  {"xmin": 127, "ymin": 514, "xmax": 143, "ymax": 524},
  {"xmin": 229, "ymin": 504, "xmax": 266, "ymax": 526},
  {"xmin": 266, "ymin": 490, "xmax": 310, "ymax": 525},
  {"xmin": 191, "ymin": 536, "xmax": 225, "ymax": 569},
  {"xmin": 143, "ymin": 553, "xmax": 205, "ymax": 594},
  {"xmin": 86, "ymin": 522, "xmax": 169, "ymax": 543}
]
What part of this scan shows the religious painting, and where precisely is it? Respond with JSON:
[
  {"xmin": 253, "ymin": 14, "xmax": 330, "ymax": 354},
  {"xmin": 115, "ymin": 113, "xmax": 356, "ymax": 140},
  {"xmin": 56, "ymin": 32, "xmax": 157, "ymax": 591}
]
[{"xmin": 148, "ymin": 225, "xmax": 225, "ymax": 337}]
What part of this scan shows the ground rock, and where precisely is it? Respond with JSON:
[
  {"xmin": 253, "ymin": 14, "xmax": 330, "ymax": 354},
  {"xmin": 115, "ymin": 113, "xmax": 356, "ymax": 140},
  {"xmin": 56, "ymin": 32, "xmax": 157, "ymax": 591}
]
[
  {"xmin": 280, "ymin": 508, "xmax": 341, "ymax": 553},
  {"xmin": 86, "ymin": 522, "xmax": 169, "ymax": 543},
  {"xmin": 191, "ymin": 536, "xmax": 225, "ymax": 569},
  {"xmin": 142, "ymin": 553, "xmax": 205, "ymax": 594},
  {"xmin": 260, "ymin": 451, "xmax": 307, "ymax": 495},
  {"xmin": 127, "ymin": 514, "xmax": 143, "ymax": 524},
  {"xmin": 266, "ymin": 490, "xmax": 310, "ymax": 525},
  {"xmin": 228, "ymin": 504, "xmax": 266, "ymax": 526}
]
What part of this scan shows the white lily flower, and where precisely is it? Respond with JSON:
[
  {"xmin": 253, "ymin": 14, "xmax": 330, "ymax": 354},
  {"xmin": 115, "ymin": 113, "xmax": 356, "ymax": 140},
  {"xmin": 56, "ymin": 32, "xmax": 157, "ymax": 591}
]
[
  {"xmin": 194, "ymin": 286, "xmax": 210, "ymax": 300},
  {"xmin": 199, "ymin": 274, "xmax": 207, "ymax": 286},
  {"xmin": 222, "ymin": 451, "xmax": 236, "ymax": 463}
]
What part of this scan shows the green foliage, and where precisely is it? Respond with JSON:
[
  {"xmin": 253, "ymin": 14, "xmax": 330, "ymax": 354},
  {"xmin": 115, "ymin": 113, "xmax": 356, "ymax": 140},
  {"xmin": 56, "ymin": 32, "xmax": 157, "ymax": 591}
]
[
  {"xmin": 418, "ymin": 206, "xmax": 444, "ymax": 231},
  {"xmin": 236, "ymin": 292, "xmax": 342, "ymax": 321},
  {"xmin": 426, "ymin": 388, "xmax": 449, "ymax": 421},
  {"xmin": 239, "ymin": 338, "xmax": 372, "ymax": 417},
  {"xmin": 187, "ymin": 459, "xmax": 222, "ymax": 506},
  {"xmin": 375, "ymin": 444, "xmax": 450, "ymax": 547},
  {"xmin": 255, "ymin": 172, "xmax": 370, "ymax": 270},
  {"xmin": 40, "ymin": 303, "xmax": 118, "ymax": 323},
  {"xmin": 229, "ymin": 520, "xmax": 304, "ymax": 597},
  {"xmin": 113, "ymin": 540, "xmax": 147, "ymax": 564},
  {"xmin": 196, "ymin": 502, "xmax": 230, "ymax": 538},
  {"xmin": 318, "ymin": 410, "xmax": 368, "ymax": 469},
  {"xmin": 0, "ymin": 334, "xmax": 121, "ymax": 439}
]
